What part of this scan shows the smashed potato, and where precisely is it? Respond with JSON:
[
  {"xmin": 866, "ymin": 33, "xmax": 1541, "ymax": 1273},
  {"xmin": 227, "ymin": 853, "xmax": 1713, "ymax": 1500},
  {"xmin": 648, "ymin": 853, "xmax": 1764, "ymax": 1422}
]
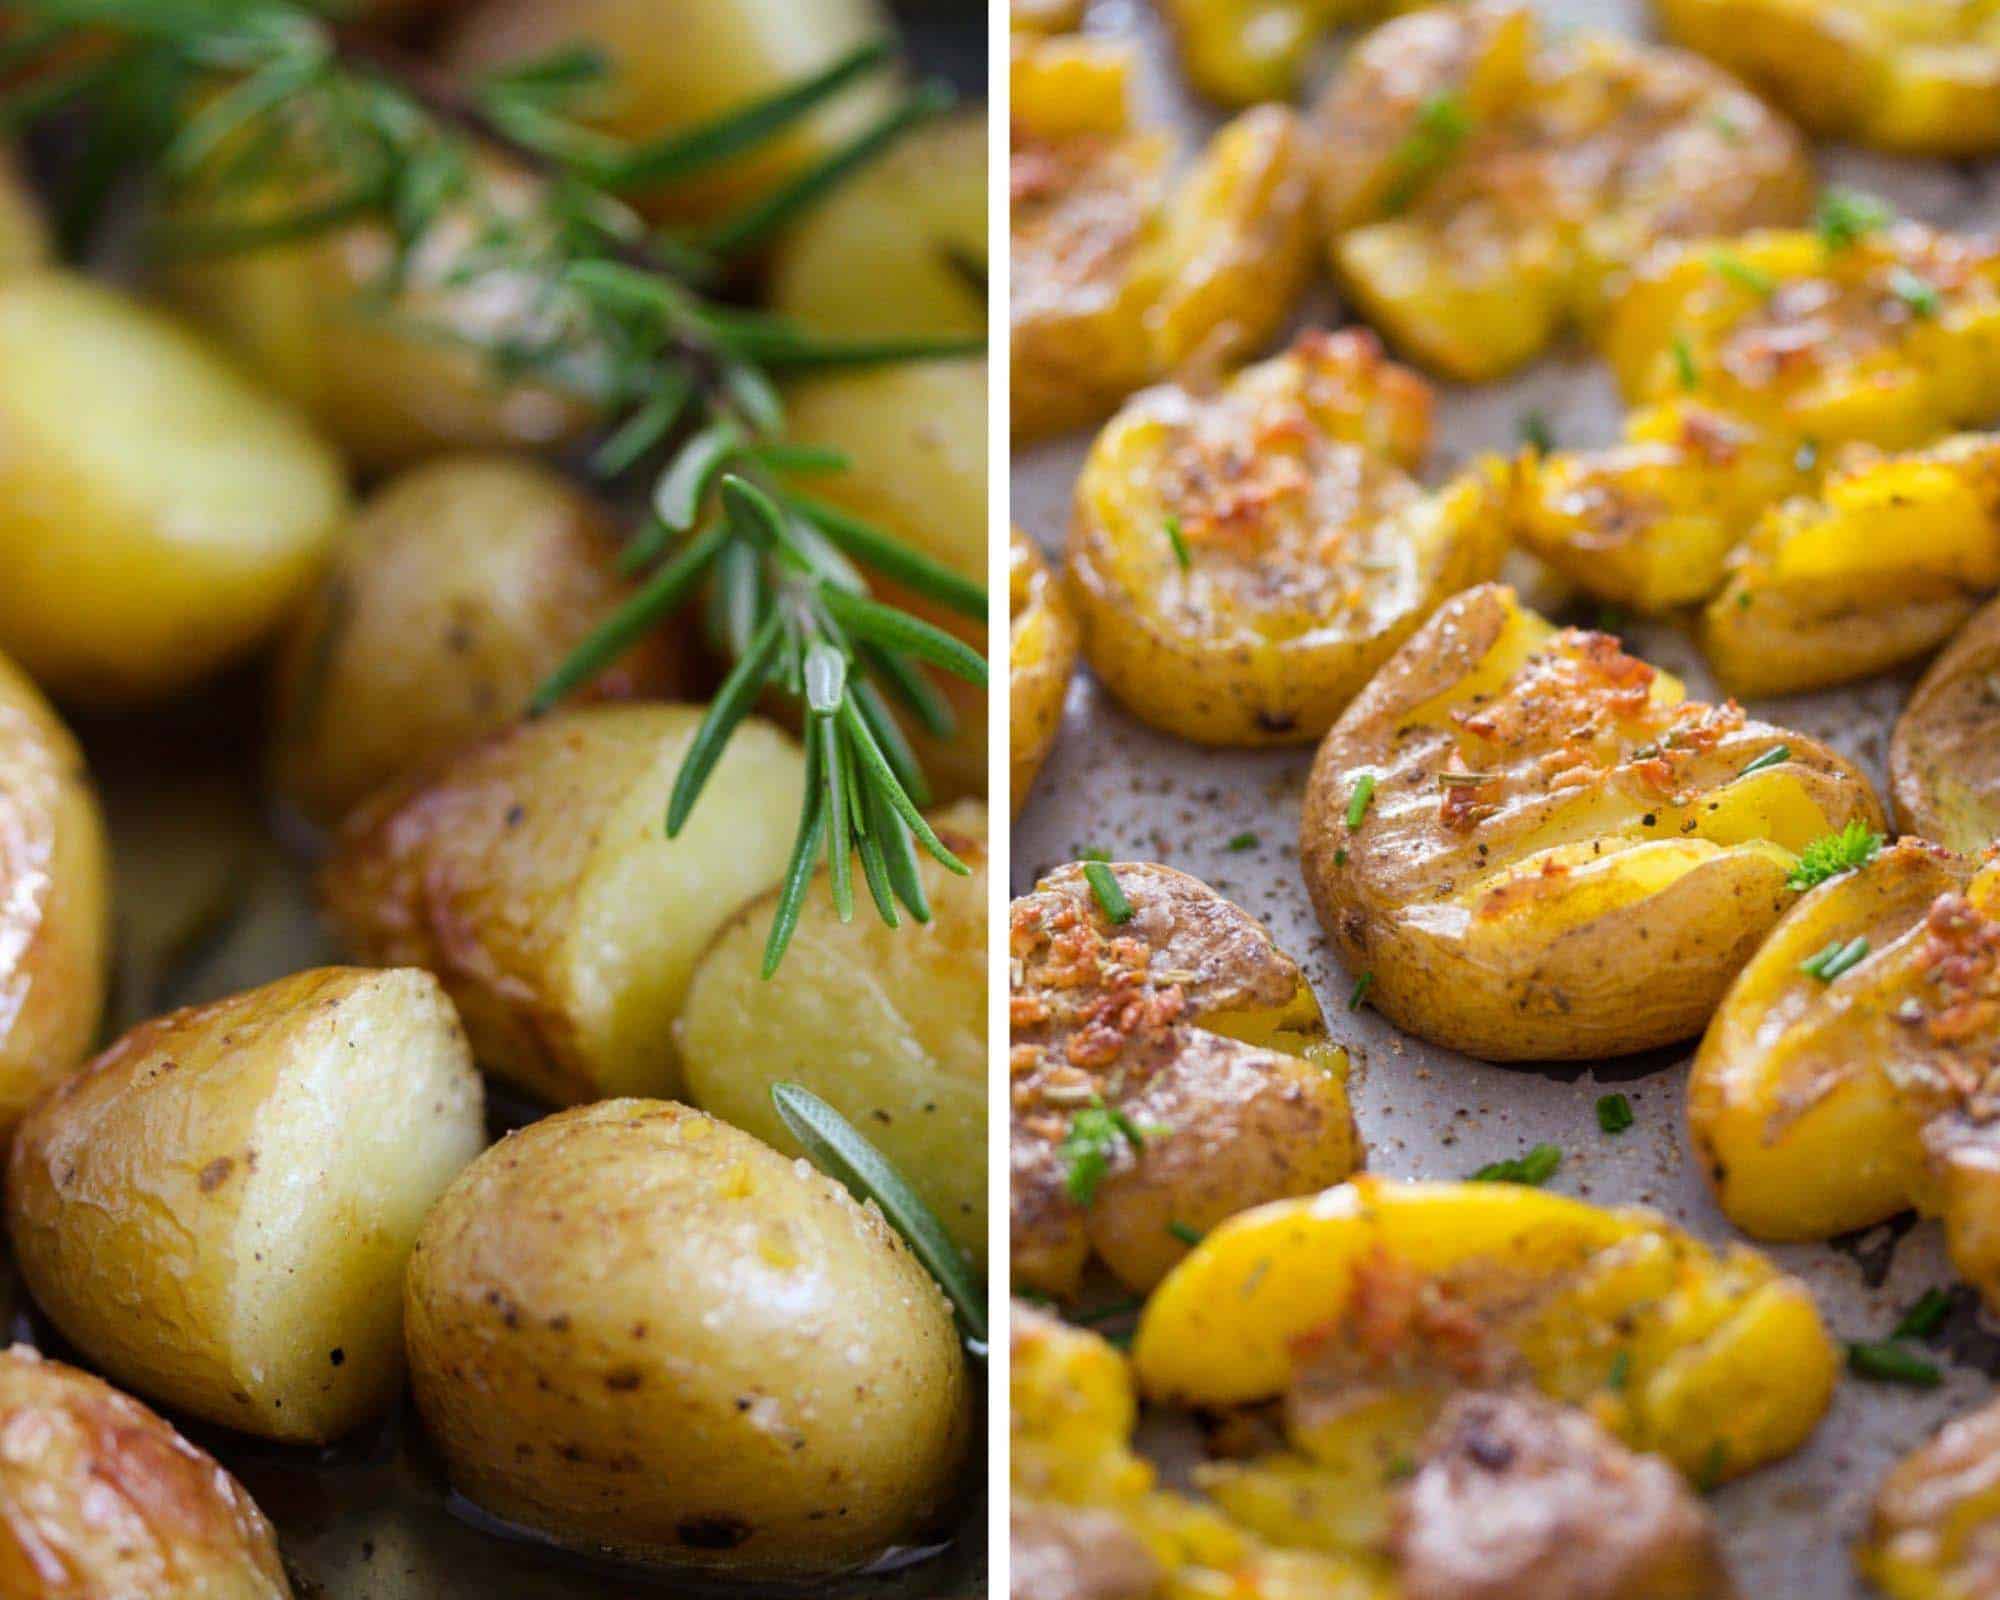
[
  {"xmin": 1009, "ymin": 861, "xmax": 1360, "ymax": 1299},
  {"xmin": 1010, "ymin": 529, "xmax": 1078, "ymax": 816},
  {"xmin": 1301, "ymin": 583, "xmax": 1885, "ymax": 1061},
  {"xmin": 1689, "ymin": 839, "xmax": 2000, "ymax": 1311},
  {"xmin": 1159, "ymin": 0, "xmax": 1413, "ymax": 106},
  {"xmin": 1316, "ymin": 3, "xmax": 1812, "ymax": 383},
  {"xmin": 1860, "ymin": 1394, "xmax": 2000, "ymax": 1599},
  {"xmin": 1067, "ymin": 328, "xmax": 1506, "ymax": 746},
  {"xmin": 1658, "ymin": 0, "xmax": 2000, "ymax": 156},
  {"xmin": 1892, "ymin": 590, "xmax": 2000, "ymax": 853}
]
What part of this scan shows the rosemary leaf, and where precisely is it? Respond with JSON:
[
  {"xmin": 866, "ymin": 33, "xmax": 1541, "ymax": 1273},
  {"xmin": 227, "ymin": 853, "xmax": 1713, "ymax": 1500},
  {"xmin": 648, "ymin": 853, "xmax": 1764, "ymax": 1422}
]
[
  {"xmin": 591, "ymin": 369, "xmax": 694, "ymax": 477},
  {"xmin": 650, "ymin": 420, "xmax": 742, "ymax": 534},
  {"xmin": 852, "ymin": 671, "xmax": 935, "ymax": 804},
  {"xmin": 665, "ymin": 609, "xmax": 786, "ymax": 837},
  {"xmin": 535, "ymin": 520, "xmax": 727, "ymax": 711},
  {"xmin": 820, "ymin": 585, "xmax": 988, "ymax": 685},
  {"xmin": 762, "ymin": 741, "xmax": 829, "ymax": 976},
  {"xmin": 820, "ymin": 713, "xmax": 855, "ymax": 921},
  {"xmin": 788, "ymin": 491, "xmax": 986, "ymax": 621},
  {"xmin": 868, "ymin": 778, "xmax": 933, "ymax": 924},
  {"xmin": 838, "ymin": 697, "xmax": 969, "ymax": 875}
]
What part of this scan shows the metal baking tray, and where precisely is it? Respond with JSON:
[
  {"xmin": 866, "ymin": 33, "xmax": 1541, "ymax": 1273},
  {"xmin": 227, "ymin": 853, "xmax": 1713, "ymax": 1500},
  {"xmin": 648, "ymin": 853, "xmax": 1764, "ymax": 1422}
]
[{"xmin": 1011, "ymin": 2, "xmax": 2000, "ymax": 1591}]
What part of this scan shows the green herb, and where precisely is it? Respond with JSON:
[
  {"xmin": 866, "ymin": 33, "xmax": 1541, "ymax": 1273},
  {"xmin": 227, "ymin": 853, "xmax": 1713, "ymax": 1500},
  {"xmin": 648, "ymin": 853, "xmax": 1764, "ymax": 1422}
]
[
  {"xmin": 1070, "ymin": 1296, "xmax": 1145, "ymax": 1325},
  {"xmin": 1165, "ymin": 513, "xmax": 1191, "ymax": 571},
  {"xmin": 1709, "ymin": 251, "xmax": 1775, "ymax": 296},
  {"xmin": 1737, "ymin": 590, "xmax": 1753, "ymax": 609},
  {"xmin": 772, "ymin": 1083, "xmax": 985, "ymax": 1348},
  {"xmin": 1709, "ymin": 110, "xmax": 1743, "ymax": 144},
  {"xmin": 1385, "ymin": 1452, "xmax": 1418, "ymax": 1482},
  {"xmin": 1894, "ymin": 1288, "xmax": 1952, "ymax": 1341},
  {"xmin": 1607, "ymin": 1349, "xmax": 1630, "ymax": 1390},
  {"xmin": 1349, "ymin": 972, "xmax": 1374, "ymax": 1011},
  {"xmin": 1801, "ymin": 935, "xmax": 1870, "ymax": 982},
  {"xmin": 1166, "ymin": 1220, "xmax": 1204, "ymax": 1246},
  {"xmin": 1383, "ymin": 91, "xmax": 1471, "ymax": 213},
  {"xmin": 1226, "ymin": 831, "xmax": 1260, "ymax": 852},
  {"xmin": 1738, "ymin": 744, "xmax": 1791, "ymax": 777},
  {"xmin": 1848, "ymin": 1340, "xmax": 1942, "ymax": 1387},
  {"xmin": 1060, "ymin": 1097, "xmax": 1149, "ymax": 1208},
  {"xmin": 1596, "ymin": 1093, "xmax": 1634, "ymax": 1134},
  {"xmin": 1083, "ymin": 859, "xmax": 1134, "ymax": 924},
  {"xmin": 1346, "ymin": 772, "xmax": 1378, "ymax": 828},
  {"xmin": 1786, "ymin": 820, "xmax": 1885, "ymax": 892},
  {"xmin": 1520, "ymin": 410, "xmax": 1554, "ymax": 453},
  {"xmin": 1815, "ymin": 186, "xmax": 1892, "ymax": 252},
  {"xmin": 1889, "ymin": 266, "xmax": 1942, "ymax": 319},
  {"xmin": 1697, "ymin": 1441, "xmax": 1728, "ymax": 1493},
  {"xmin": 1472, "ymin": 1143, "xmax": 1562, "ymax": 1186},
  {"xmin": 1334, "ymin": 848, "xmax": 1349, "ymax": 867},
  {"xmin": 1671, "ymin": 335, "xmax": 1699, "ymax": 391}
]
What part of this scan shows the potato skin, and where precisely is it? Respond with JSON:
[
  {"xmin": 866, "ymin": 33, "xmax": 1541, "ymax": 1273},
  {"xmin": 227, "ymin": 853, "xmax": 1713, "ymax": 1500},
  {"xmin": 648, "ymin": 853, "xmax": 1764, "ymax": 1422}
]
[
  {"xmin": 404, "ymin": 1099, "xmax": 970, "ymax": 1574},
  {"xmin": 269, "ymin": 455, "xmax": 686, "ymax": 829},
  {"xmin": 5, "ymin": 967, "xmax": 485, "ymax": 1443},
  {"xmin": 0, "ymin": 649, "xmax": 109, "ymax": 1138},
  {"xmin": 0, "ymin": 274, "xmax": 349, "ymax": 704},
  {"xmin": 1892, "ymin": 588, "xmax": 2000, "ymax": 853},
  {"xmin": 1009, "ymin": 530, "xmax": 1078, "ymax": 816},
  {"xmin": 678, "ymin": 801, "xmax": 988, "ymax": 1268},
  {"xmin": 0, "ymin": 1345, "xmax": 292, "ymax": 1599},
  {"xmin": 322, "ymin": 704, "xmax": 807, "ymax": 1105},
  {"xmin": 1860, "ymin": 1395, "xmax": 2000, "ymax": 1599},
  {"xmin": 1301, "ymin": 583, "xmax": 1884, "ymax": 1061}
]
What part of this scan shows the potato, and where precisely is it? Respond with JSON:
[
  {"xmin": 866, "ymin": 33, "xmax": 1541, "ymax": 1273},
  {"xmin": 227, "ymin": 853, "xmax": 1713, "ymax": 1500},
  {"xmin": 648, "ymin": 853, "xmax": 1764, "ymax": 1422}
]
[
  {"xmin": 1010, "ymin": 0, "xmax": 1085, "ymax": 32},
  {"xmin": 0, "ymin": 1344, "xmax": 292, "ymax": 1599},
  {"xmin": 166, "ymin": 159, "xmax": 596, "ymax": 474},
  {"xmin": 1010, "ymin": 529, "xmax": 1078, "ymax": 816},
  {"xmin": 1658, "ymin": 0, "xmax": 2000, "ymax": 156},
  {"xmin": 404, "ymin": 1099, "xmax": 969, "ymax": 1573},
  {"xmin": 269, "ymin": 455, "xmax": 686, "ymax": 829},
  {"xmin": 1158, "ymin": 0, "xmax": 1414, "ymax": 106},
  {"xmin": 1010, "ymin": 860, "xmax": 1361, "ymax": 1299},
  {"xmin": 679, "ymin": 800, "xmax": 987, "ymax": 1267},
  {"xmin": 1703, "ymin": 433, "xmax": 2000, "ymax": 697},
  {"xmin": 1066, "ymin": 328, "xmax": 1507, "ymax": 746},
  {"xmin": 1860, "ymin": 1395, "xmax": 2000, "ymax": 1599},
  {"xmin": 1301, "ymin": 583, "xmax": 1885, "ymax": 1061},
  {"xmin": 784, "ymin": 360, "xmax": 988, "ymax": 803},
  {"xmin": 1315, "ymin": 5, "xmax": 1811, "ymax": 384},
  {"xmin": 0, "ymin": 649, "xmax": 109, "ymax": 1138},
  {"xmin": 5, "ymin": 966, "xmax": 484, "ymax": 1443},
  {"xmin": 768, "ymin": 109, "xmax": 984, "ymax": 340},
  {"xmin": 0, "ymin": 274, "xmax": 348, "ymax": 704},
  {"xmin": 0, "ymin": 143, "xmax": 46, "ymax": 273},
  {"xmin": 322, "ymin": 703, "xmax": 807, "ymax": 1106},
  {"xmin": 1688, "ymin": 840, "xmax": 2000, "ymax": 1313},
  {"xmin": 442, "ymin": 0, "xmax": 894, "ymax": 223},
  {"xmin": 1891, "ymin": 589, "xmax": 2000, "ymax": 853}
]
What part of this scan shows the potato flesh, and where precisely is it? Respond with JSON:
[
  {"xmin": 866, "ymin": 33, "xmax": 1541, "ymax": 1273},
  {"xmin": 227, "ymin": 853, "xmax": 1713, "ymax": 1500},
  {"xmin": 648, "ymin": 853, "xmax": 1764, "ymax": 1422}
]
[
  {"xmin": 1010, "ymin": 529, "xmax": 1079, "ymax": 816},
  {"xmin": 1158, "ymin": 0, "xmax": 1411, "ymax": 105},
  {"xmin": 1861, "ymin": 1395, "xmax": 2000, "ymax": 1599},
  {"xmin": 0, "ymin": 274, "xmax": 348, "ymax": 704},
  {"xmin": 679, "ymin": 801, "xmax": 988, "ymax": 1268},
  {"xmin": 1892, "ymin": 589, "xmax": 2000, "ymax": 853},
  {"xmin": 5, "ymin": 967, "xmax": 484, "ymax": 1443},
  {"xmin": 404, "ymin": 1100, "xmax": 969, "ymax": 1574}
]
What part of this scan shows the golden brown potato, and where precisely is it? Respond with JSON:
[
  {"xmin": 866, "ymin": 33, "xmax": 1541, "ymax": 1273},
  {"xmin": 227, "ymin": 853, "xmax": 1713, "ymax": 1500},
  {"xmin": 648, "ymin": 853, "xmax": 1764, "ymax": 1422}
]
[
  {"xmin": 1009, "ymin": 529, "xmax": 1078, "ymax": 816},
  {"xmin": 1010, "ymin": 0, "xmax": 1085, "ymax": 31},
  {"xmin": 0, "ymin": 1344, "xmax": 292, "ymax": 1599},
  {"xmin": 0, "ymin": 649, "xmax": 109, "ymax": 1139},
  {"xmin": 269, "ymin": 454, "xmax": 686, "ymax": 829},
  {"xmin": 404, "ymin": 1099, "xmax": 970, "ymax": 1575},
  {"xmin": 1860, "ymin": 1394, "xmax": 2000, "ymax": 1599},
  {"xmin": 5, "ymin": 967, "xmax": 485, "ymax": 1444},
  {"xmin": 1315, "ymin": 3, "xmax": 1812, "ymax": 383},
  {"xmin": 1066, "ymin": 328, "xmax": 1507, "ymax": 746},
  {"xmin": 0, "ymin": 274, "xmax": 349, "ymax": 704},
  {"xmin": 679, "ymin": 801, "xmax": 988, "ymax": 1268},
  {"xmin": 1658, "ymin": 0, "xmax": 2000, "ymax": 156},
  {"xmin": 321, "ymin": 704, "xmax": 807, "ymax": 1106},
  {"xmin": 1301, "ymin": 583, "xmax": 1885, "ymax": 1061},
  {"xmin": 1159, "ymin": 0, "xmax": 1415, "ymax": 105},
  {"xmin": 1892, "ymin": 589, "xmax": 2000, "ymax": 853},
  {"xmin": 1009, "ymin": 860, "xmax": 1361, "ymax": 1300}
]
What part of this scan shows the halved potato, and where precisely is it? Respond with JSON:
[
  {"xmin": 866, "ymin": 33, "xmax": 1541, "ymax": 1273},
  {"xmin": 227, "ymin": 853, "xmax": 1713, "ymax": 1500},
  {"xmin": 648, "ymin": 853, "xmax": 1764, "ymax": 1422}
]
[
  {"xmin": 0, "ymin": 274, "xmax": 348, "ymax": 704},
  {"xmin": 0, "ymin": 1344, "xmax": 292, "ymax": 1598},
  {"xmin": 1010, "ymin": 860, "xmax": 1360, "ymax": 1299},
  {"xmin": 1688, "ymin": 840, "xmax": 2000, "ymax": 1311},
  {"xmin": 1158, "ymin": 0, "xmax": 1414, "ymax": 106},
  {"xmin": 5, "ymin": 967, "xmax": 485, "ymax": 1443},
  {"xmin": 1859, "ymin": 1395, "xmax": 2000, "ymax": 1599},
  {"xmin": 321, "ymin": 704, "xmax": 807, "ymax": 1106},
  {"xmin": 1891, "ymin": 589, "xmax": 2000, "ymax": 853},
  {"xmin": 405, "ymin": 1099, "xmax": 969, "ymax": 1575},
  {"xmin": 1010, "ymin": 529, "xmax": 1078, "ymax": 815},
  {"xmin": 1067, "ymin": 328, "xmax": 1506, "ymax": 746},
  {"xmin": 1658, "ymin": 0, "xmax": 2000, "ymax": 156},
  {"xmin": 1317, "ymin": 4, "xmax": 1812, "ymax": 383},
  {"xmin": 1301, "ymin": 582, "xmax": 1885, "ymax": 1061},
  {"xmin": 269, "ymin": 455, "xmax": 687, "ymax": 829},
  {"xmin": 679, "ymin": 801, "xmax": 987, "ymax": 1268},
  {"xmin": 1703, "ymin": 432, "xmax": 2000, "ymax": 696}
]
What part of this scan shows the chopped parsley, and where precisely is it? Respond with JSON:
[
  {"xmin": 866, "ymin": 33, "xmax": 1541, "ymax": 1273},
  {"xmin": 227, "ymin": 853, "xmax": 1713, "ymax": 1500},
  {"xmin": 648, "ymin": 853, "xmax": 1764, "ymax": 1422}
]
[
  {"xmin": 1165, "ymin": 513, "xmax": 1191, "ymax": 571},
  {"xmin": 1889, "ymin": 265, "xmax": 1941, "ymax": 319},
  {"xmin": 1786, "ymin": 820, "xmax": 1884, "ymax": 892},
  {"xmin": 1348, "ymin": 972, "xmax": 1374, "ymax": 1011},
  {"xmin": 1520, "ymin": 409, "xmax": 1554, "ymax": 453},
  {"xmin": 1383, "ymin": 91, "xmax": 1471, "ymax": 213},
  {"xmin": 1165, "ymin": 1220, "xmax": 1203, "ymax": 1246},
  {"xmin": 1607, "ymin": 1349, "xmax": 1631, "ymax": 1390},
  {"xmin": 1471, "ymin": 1143, "xmax": 1562, "ymax": 1186},
  {"xmin": 1671, "ymin": 335, "xmax": 1699, "ymax": 391},
  {"xmin": 1596, "ymin": 1093, "xmax": 1634, "ymax": 1134},
  {"xmin": 1346, "ymin": 772, "xmax": 1377, "ymax": 828},
  {"xmin": 1081, "ymin": 856, "xmax": 1133, "ymax": 923},
  {"xmin": 1709, "ymin": 250, "xmax": 1775, "ymax": 296},
  {"xmin": 1800, "ymin": 935, "xmax": 1869, "ymax": 982},
  {"xmin": 1894, "ymin": 1287, "xmax": 1952, "ymax": 1341},
  {"xmin": 1847, "ymin": 1340, "xmax": 1941, "ymax": 1388},
  {"xmin": 1815, "ymin": 186, "xmax": 1891, "ymax": 252},
  {"xmin": 1060, "ymin": 1098, "xmax": 1150, "ymax": 1206},
  {"xmin": 1225, "ymin": 830, "xmax": 1259, "ymax": 852},
  {"xmin": 1738, "ymin": 744, "xmax": 1791, "ymax": 777}
]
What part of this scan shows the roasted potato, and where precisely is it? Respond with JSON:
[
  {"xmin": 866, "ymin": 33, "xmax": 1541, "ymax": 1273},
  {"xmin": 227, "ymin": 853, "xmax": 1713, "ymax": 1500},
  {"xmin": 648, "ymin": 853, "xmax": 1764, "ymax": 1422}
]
[
  {"xmin": 1010, "ymin": 529, "xmax": 1078, "ymax": 815},
  {"xmin": 0, "ymin": 1344, "xmax": 292, "ymax": 1599},
  {"xmin": 1703, "ymin": 433, "xmax": 2000, "ymax": 697},
  {"xmin": 1010, "ymin": 0, "xmax": 1085, "ymax": 31},
  {"xmin": 1010, "ymin": 860, "xmax": 1361, "ymax": 1299},
  {"xmin": 443, "ymin": 0, "xmax": 894, "ymax": 223},
  {"xmin": 269, "ymin": 455, "xmax": 685, "ymax": 830},
  {"xmin": 5, "ymin": 967, "xmax": 485, "ymax": 1443},
  {"xmin": 1011, "ymin": 37, "xmax": 1316, "ymax": 441},
  {"xmin": 1159, "ymin": 0, "xmax": 1415, "ymax": 106},
  {"xmin": 321, "ymin": 704, "xmax": 808, "ymax": 1106},
  {"xmin": 0, "ymin": 648, "xmax": 109, "ymax": 1139},
  {"xmin": 404, "ymin": 1099, "xmax": 970, "ymax": 1574},
  {"xmin": 1891, "ymin": 589, "xmax": 2000, "ymax": 853},
  {"xmin": 679, "ymin": 801, "xmax": 988, "ymax": 1267},
  {"xmin": 1688, "ymin": 839, "xmax": 2000, "ymax": 1313},
  {"xmin": 0, "ymin": 273, "xmax": 348, "ymax": 704},
  {"xmin": 768, "ymin": 109, "xmax": 985, "ymax": 340},
  {"xmin": 1301, "ymin": 583, "xmax": 1886, "ymax": 1061},
  {"xmin": 1315, "ymin": 3, "xmax": 1812, "ymax": 383},
  {"xmin": 1658, "ymin": 0, "xmax": 2000, "ymax": 156},
  {"xmin": 1859, "ymin": 1394, "xmax": 2000, "ymax": 1599},
  {"xmin": 1066, "ymin": 328, "xmax": 1507, "ymax": 746}
]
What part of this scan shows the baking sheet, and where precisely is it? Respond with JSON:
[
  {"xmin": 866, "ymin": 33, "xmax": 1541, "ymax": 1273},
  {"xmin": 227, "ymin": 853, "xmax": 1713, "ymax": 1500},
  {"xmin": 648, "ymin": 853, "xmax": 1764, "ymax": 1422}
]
[{"xmin": 1010, "ymin": 3, "xmax": 2000, "ymax": 1592}]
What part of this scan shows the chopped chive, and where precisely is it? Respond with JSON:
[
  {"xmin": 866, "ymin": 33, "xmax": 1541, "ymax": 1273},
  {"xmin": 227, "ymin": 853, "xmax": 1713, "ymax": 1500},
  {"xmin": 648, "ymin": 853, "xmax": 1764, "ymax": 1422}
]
[
  {"xmin": 1815, "ymin": 186, "xmax": 1892, "ymax": 251},
  {"xmin": 1709, "ymin": 251, "xmax": 1775, "ymax": 296},
  {"xmin": 1738, "ymin": 744, "xmax": 1791, "ymax": 777},
  {"xmin": 1346, "ymin": 772, "xmax": 1377, "ymax": 829},
  {"xmin": 1520, "ymin": 410, "xmax": 1554, "ymax": 453},
  {"xmin": 1348, "ymin": 972, "xmax": 1374, "ymax": 1011},
  {"xmin": 1607, "ymin": 1349, "xmax": 1630, "ymax": 1390},
  {"xmin": 1165, "ymin": 513, "xmax": 1191, "ymax": 571},
  {"xmin": 1697, "ymin": 1441, "xmax": 1728, "ymax": 1493},
  {"xmin": 1889, "ymin": 266, "xmax": 1941, "ymax": 319},
  {"xmin": 1802, "ymin": 935, "xmax": 1869, "ymax": 982},
  {"xmin": 1472, "ymin": 1143, "xmax": 1562, "ymax": 1186},
  {"xmin": 1894, "ymin": 1288, "xmax": 1952, "ymax": 1341},
  {"xmin": 1225, "ymin": 831, "xmax": 1259, "ymax": 852},
  {"xmin": 1847, "ymin": 1340, "xmax": 1941, "ymax": 1387},
  {"xmin": 1596, "ymin": 1093, "xmax": 1634, "ymax": 1134},
  {"xmin": 1060, "ymin": 1096, "xmax": 1146, "ymax": 1207},
  {"xmin": 1083, "ymin": 859, "xmax": 1133, "ymax": 924},
  {"xmin": 1166, "ymin": 1220, "xmax": 1203, "ymax": 1246},
  {"xmin": 1383, "ymin": 90, "xmax": 1471, "ymax": 213},
  {"xmin": 1671, "ymin": 335, "xmax": 1699, "ymax": 391}
]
